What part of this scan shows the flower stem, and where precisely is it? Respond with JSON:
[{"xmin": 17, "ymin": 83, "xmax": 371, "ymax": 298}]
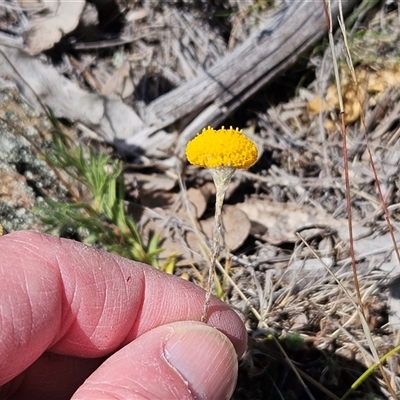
[{"xmin": 201, "ymin": 167, "xmax": 235, "ymax": 322}]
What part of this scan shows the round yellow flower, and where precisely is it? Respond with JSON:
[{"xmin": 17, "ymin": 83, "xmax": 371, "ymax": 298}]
[{"xmin": 186, "ymin": 126, "xmax": 258, "ymax": 169}]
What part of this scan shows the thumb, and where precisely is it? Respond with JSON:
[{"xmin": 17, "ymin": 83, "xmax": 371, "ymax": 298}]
[{"xmin": 73, "ymin": 321, "xmax": 239, "ymax": 400}]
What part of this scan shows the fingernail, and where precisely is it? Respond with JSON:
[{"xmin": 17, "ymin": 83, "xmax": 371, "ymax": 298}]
[{"xmin": 164, "ymin": 324, "xmax": 238, "ymax": 399}]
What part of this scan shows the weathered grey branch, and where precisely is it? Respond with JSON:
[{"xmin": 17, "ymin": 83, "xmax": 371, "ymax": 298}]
[{"xmin": 126, "ymin": 0, "xmax": 359, "ymax": 155}]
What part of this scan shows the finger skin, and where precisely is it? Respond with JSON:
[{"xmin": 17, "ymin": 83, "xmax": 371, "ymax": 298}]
[
  {"xmin": 73, "ymin": 321, "xmax": 238, "ymax": 400},
  {"xmin": 0, "ymin": 231, "xmax": 247, "ymax": 395}
]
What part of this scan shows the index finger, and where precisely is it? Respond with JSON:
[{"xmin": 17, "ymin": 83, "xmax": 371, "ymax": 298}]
[{"xmin": 0, "ymin": 231, "xmax": 247, "ymax": 385}]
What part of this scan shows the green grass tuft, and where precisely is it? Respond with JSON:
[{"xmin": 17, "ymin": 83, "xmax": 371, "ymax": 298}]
[{"xmin": 36, "ymin": 112, "xmax": 163, "ymax": 268}]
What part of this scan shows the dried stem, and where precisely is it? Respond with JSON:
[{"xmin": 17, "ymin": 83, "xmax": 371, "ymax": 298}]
[
  {"xmin": 325, "ymin": 0, "xmax": 363, "ymax": 308},
  {"xmin": 324, "ymin": 2, "xmax": 397, "ymax": 397},
  {"xmin": 201, "ymin": 167, "xmax": 235, "ymax": 322}
]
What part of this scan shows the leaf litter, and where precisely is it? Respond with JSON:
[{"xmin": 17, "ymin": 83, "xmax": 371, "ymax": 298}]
[{"xmin": 1, "ymin": 1, "xmax": 400, "ymax": 398}]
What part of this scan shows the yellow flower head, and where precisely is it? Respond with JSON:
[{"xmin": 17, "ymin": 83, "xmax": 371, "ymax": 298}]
[{"xmin": 186, "ymin": 126, "xmax": 258, "ymax": 169}]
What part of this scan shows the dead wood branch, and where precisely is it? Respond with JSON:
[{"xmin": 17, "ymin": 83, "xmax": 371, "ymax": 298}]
[{"xmin": 126, "ymin": 0, "xmax": 359, "ymax": 155}]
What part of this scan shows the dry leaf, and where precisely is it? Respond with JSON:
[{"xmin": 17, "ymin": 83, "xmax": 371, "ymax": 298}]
[
  {"xmin": 133, "ymin": 172, "xmax": 176, "ymax": 193},
  {"xmin": 154, "ymin": 205, "xmax": 250, "ymax": 266},
  {"xmin": 101, "ymin": 61, "xmax": 134, "ymax": 99},
  {"xmin": 20, "ymin": 0, "xmax": 85, "ymax": 55},
  {"xmin": 199, "ymin": 206, "xmax": 250, "ymax": 251},
  {"xmin": 307, "ymin": 96, "xmax": 330, "ymax": 114},
  {"xmin": 164, "ymin": 206, "xmax": 251, "ymax": 266},
  {"xmin": 138, "ymin": 191, "xmax": 176, "ymax": 209},
  {"xmin": 237, "ymin": 198, "xmax": 342, "ymax": 244},
  {"xmin": 166, "ymin": 230, "xmax": 204, "ymax": 266},
  {"xmin": 308, "ymin": 64, "xmax": 400, "ymax": 124},
  {"xmin": 238, "ymin": 197, "xmax": 374, "ymax": 250},
  {"xmin": 187, "ymin": 187, "xmax": 207, "ymax": 219}
]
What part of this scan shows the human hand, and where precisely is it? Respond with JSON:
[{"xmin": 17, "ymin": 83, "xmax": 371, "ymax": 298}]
[{"xmin": 0, "ymin": 231, "xmax": 247, "ymax": 399}]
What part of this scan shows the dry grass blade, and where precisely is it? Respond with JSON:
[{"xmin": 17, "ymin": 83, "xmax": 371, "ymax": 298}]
[
  {"xmin": 338, "ymin": 2, "xmax": 400, "ymax": 273},
  {"xmin": 325, "ymin": 0, "xmax": 362, "ymax": 309},
  {"xmin": 297, "ymin": 232, "xmax": 400, "ymax": 398},
  {"xmin": 331, "ymin": 1, "xmax": 399, "ymax": 397}
]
